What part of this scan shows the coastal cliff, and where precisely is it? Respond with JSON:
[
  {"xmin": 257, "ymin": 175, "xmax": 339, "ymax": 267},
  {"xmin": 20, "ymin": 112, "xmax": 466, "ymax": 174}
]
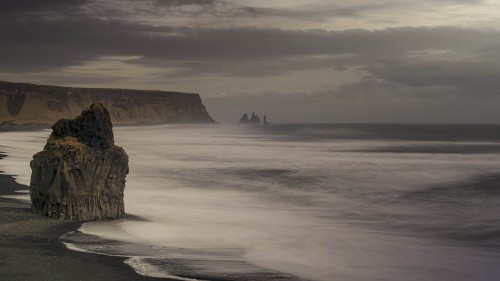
[
  {"xmin": 0, "ymin": 81, "xmax": 215, "ymax": 125},
  {"xmin": 29, "ymin": 103, "xmax": 128, "ymax": 220}
]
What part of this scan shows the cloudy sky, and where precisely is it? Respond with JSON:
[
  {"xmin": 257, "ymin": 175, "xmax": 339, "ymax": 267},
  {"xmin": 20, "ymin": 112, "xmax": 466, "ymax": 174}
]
[{"xmin": 2, "ymin": 0, "xmax": 500, "ymax": 123}]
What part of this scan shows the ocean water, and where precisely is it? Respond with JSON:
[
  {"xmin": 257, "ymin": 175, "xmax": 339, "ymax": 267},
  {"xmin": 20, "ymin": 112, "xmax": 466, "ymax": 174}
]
[{"xmin": 3, "ymin": 124, "xmax": 500, "ymax": 280}]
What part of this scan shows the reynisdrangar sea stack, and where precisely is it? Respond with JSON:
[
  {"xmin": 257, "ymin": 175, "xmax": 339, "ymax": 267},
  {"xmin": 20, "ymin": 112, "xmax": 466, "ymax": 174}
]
[{"xmin": 29, "ymin": 103, "xmax": 128, "ymax": 220}]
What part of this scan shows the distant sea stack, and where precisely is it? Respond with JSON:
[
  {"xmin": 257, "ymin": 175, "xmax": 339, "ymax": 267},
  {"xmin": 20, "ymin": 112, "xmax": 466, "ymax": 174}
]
[
  {"xmin": 263, "ymin": 115, "xmax": 268, "ymax": 125},
  {"xmin": 29, "ymin": 103, "xmax": 128, "ymax": 220},
  {"xmin": 0, "ymin": 80, "xmax": 215, "ymax": 125},
  {"xmin": 239, "ymin": 112, "xmax": 268, "ymax": 124}
]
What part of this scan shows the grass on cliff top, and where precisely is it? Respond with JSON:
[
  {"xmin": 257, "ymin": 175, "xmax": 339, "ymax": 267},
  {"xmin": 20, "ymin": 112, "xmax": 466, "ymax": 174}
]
[{"xmin": 52, "ymin": 137, "xmax": 85, "ymax": 150}]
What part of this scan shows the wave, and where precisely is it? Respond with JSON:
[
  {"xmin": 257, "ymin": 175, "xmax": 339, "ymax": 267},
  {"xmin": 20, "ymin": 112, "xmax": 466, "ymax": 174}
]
[
  {"xmin": 4, "ymin": 124, "xmax": 500, "ymax": 281},
  {"xmin": 401, "ymin": 174, "xmax": 500, "ymax": 201}
]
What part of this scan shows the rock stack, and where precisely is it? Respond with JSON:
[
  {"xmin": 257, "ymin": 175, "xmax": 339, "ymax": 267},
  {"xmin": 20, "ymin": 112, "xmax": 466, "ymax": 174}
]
[
  {"xmin": 29, "ymin": 103, "xmax": 129, "ymax": 220},
  {"xmin": 239, "ymin": 112, "xmax": 263, "ymax": 124}
]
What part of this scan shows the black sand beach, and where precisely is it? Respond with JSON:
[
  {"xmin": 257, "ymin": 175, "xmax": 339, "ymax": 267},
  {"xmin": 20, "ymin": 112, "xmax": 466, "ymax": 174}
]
[{"xmin": 0, "ymin": 153, "xmax": 169, "ymax": 281}]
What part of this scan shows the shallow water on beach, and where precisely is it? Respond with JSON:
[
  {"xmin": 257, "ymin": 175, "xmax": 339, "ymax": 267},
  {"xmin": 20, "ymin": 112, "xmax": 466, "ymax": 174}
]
[{"xmin": 3, "ymin": 124, "xmax": 500, "ymax": 281}]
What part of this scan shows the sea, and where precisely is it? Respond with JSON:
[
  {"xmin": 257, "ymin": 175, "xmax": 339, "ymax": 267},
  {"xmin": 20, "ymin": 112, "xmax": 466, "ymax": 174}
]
[{"xmin": 2, "ymin": 123, "xmax": 500, "ymax": 281}]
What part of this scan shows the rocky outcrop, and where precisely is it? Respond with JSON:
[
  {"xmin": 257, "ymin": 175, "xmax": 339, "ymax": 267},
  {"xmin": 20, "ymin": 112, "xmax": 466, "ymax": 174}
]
[
  {"xmin": 0, "ymin": 80, "xmax": 215, "ymax": 125},
  {"xmin": 239, "ymin": 113, "xmax": 249, "ymax": 123},
  {"xmin": 29, "ymin": 103, "xmax": 129, "ymax": 220},
  {"xmin": 239, "ymin": 112, "xmax": 264, "ymax": 124}
]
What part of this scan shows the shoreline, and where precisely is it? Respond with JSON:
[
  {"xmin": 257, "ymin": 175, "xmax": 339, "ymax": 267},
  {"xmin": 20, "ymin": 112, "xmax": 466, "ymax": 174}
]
[{"xmin": 0, "ymin": 152, "xmax": 170, "ymax": 280}]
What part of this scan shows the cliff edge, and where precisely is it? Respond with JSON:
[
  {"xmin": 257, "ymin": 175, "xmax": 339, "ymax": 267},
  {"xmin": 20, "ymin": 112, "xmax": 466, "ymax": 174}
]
[
  {"xmin": 29, "ymin": 103, "xmax": 129, "ymax": 220},
  {"xmin": 0, "ymin": 80, "xmax": 215, "ymax": 125}
]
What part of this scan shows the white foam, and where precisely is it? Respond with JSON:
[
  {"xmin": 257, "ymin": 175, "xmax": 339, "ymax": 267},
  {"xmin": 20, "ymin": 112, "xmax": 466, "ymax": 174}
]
[
  {"xmin": 62, "ymin": 242, "xmax": 93, "ymax": 254},
  {"xmin": 125, "ymin": 257, "xmax": 205, "ymax": 281},
  {"xmin": 62, "ymin": 231, "xmax": 205, "ymax": 280}
]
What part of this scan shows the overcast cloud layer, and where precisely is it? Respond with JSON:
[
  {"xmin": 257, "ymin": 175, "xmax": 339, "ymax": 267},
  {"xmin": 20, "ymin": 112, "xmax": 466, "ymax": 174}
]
[{"xmin": 1, "ymin": 0, "xmax": 500, "ymax": 123}]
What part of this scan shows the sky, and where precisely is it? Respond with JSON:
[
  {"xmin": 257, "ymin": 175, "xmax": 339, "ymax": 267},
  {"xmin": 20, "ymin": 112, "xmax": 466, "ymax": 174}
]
[{"xmin": 1, "ymin": 0, "xmax": 500, "ymax": 123}]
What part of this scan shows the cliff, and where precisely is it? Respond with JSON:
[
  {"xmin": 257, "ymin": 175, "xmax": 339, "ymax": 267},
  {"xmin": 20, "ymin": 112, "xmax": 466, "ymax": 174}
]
[
  {"xmin": 0, "ymin": 80, "xmax": 215, "ymax": 125},
  {"xmin": 29, "ymin": 103, "xmax": 128, "ymax": 220}
]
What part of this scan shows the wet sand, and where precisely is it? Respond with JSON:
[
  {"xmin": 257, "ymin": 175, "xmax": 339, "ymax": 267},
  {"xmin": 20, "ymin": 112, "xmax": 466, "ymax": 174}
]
[{"xmin": 0, "ymin": 152, "xmax": 170, "ymax": 280}]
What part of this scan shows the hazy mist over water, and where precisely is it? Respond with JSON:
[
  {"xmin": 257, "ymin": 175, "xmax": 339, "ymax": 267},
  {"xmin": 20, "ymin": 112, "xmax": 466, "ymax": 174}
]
[{"xmin": 3, "ymin": 124, "xmax": 500, "ymax": 280}]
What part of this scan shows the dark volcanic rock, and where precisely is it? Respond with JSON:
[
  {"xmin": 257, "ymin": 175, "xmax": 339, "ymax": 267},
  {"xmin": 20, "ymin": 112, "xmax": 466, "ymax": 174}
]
[
  {"xmin": 239, "ymin": 113, "xmax": 249, "ymax": 123},
  {"xmin": 239, "ymin": 112, "xmax": 262, "ymax": 124},
  {"xmin": 249, "ymin": 112, "xmax": 261, "ymax": 124},
  {"xmin": 51, "ymin": 103, "xmax": 114, "ymax": 149},
  {"xmin": 29, "ymin": 103, "xmax": 129, "ymax": 220}
]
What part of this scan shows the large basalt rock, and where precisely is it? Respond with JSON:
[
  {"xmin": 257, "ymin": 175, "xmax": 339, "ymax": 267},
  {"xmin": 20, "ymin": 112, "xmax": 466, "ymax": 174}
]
[{"xmin": 29, "ymin": 103, "xmax": 129, "ymax": 220}]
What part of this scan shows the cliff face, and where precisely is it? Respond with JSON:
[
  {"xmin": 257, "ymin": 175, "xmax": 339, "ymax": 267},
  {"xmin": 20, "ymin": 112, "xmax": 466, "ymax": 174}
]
[
  {"xmin": 0, "ymin": 81, "xmax": 215, "ymax": 125},
  {"xmin": 30, "ymin": 103, "xmax": 128, "ymax": 220}
]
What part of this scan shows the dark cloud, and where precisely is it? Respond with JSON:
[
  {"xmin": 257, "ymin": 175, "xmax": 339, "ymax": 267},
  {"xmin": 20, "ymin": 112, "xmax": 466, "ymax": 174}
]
[
  {"xmin": 0, "ymin": 0, "xmax": 213, "ymax": 13},
  {"xmin": 0, "ymin": 18, "xmax": 172, "ymax": 71},
  {"xmin": 216, "ymin": 0, "xmax": 487, "ymax": 21},
  {"xmin": 0, "ymin": 0, "xmax": 89, "ymax": 14},
  {"xmin": 235, "ymin": 3, "xmax": 392, "ymax": 20},
  {"xmin": 151, "ymin": 0, "xmax": 216, "ymax": 6},
  {"xmin": 2, "ymin": 13, "xmax": 500, "ymax": 99},
  {"xmin": 2, "ymin": 12, "xmax": 498, "ymax": 73}
]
